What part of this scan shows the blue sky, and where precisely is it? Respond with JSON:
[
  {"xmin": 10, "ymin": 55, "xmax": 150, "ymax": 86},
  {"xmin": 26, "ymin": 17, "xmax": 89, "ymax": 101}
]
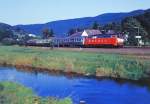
[{"xmin": 0, "ymin": 0, "xmax": 150, "ymax": 25}]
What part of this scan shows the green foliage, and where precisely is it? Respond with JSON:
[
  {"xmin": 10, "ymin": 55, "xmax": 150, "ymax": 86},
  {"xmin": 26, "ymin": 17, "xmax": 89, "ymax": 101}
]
[
  {"xmin": 0, "ymin": 82, "xmax": 72, "ymax": 104},
  {"xmin": 135, "ymin": 10, "xmax": 150, "ymax": 43},
  {"xmin": 0, "ymin": 29, "xmax": 13, "ymax": 41},
  {"xmin": 122, "ymin": 17, "xmax": 148, "ymax": 45},
  {"xmin": 103, "ymin": 22, "xmax": 122, "ymax": 32},
  {"xmin": 92, "ymin": 21, "xmax": 101, "ymax": 29},
  {"xmin": 1, "ymin": 38, "xmax": 16, "ymax": 45},
  {"xmin": 42, "ymin": 28, "xmax": 54, "ymax": 39},
  {"xmin": 68, "ymin": 28, "xmax": 83, "ymax": 36},
  {"xmin": 68, "ymin": 28, "xmax": 76, "ymax": 36}
]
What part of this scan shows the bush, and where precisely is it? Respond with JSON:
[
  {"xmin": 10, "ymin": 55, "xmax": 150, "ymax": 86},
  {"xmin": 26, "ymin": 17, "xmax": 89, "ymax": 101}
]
[{"xmin": 1, "ymin": 38, "xmax": 16, "ymax": 45}]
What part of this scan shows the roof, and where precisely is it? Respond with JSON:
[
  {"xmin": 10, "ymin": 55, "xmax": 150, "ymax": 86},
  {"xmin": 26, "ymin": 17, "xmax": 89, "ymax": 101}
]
[
  {"xmin": 68, "ymin": 32, "xmax": 82, "ymax": 38},
  {"xmin": 85, "ymin": 29, "xmax": 102, "ymax": 36}
]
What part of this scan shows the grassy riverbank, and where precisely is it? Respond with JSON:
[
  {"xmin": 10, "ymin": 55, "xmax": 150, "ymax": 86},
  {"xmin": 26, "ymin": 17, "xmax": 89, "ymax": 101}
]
[
  {"xmin": 0, "ymin": 46, "xmax": 150, "ymax": 80},
  {"xmin": 0, "ymin": 81, "xmax": 72, "ymax": 104}
]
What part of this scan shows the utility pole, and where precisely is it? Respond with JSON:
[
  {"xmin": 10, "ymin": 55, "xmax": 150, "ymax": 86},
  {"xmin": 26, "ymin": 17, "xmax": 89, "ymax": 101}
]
[{"xmin": 134, "ymin": 26, "xmax": 141, "ymax": 47}]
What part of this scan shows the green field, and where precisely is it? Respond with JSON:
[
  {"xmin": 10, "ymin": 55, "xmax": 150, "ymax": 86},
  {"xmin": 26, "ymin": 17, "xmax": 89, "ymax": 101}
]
[
  {"xmin": 0, "ymin": 81, "xmax": 72, "ymax": 104},
  {"xmin": 0, "ymin": 46, "xmax": 150, "ymax": 80}
]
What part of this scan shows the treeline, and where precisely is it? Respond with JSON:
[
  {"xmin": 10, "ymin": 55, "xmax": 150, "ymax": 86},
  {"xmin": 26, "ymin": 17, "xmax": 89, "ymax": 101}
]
[
  {"xmin": 122, "ymin": 9, "xmax": 150, "ymax": 45},
  {"xmin": 136, "ymin": 9, "xmax": 150, "ymax": 41}
]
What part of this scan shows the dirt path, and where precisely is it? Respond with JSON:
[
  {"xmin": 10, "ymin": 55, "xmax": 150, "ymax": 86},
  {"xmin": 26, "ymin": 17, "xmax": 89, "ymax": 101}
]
[{"xmin": 54, "ymin": 47, "xmax": 150, "ymax": 55}]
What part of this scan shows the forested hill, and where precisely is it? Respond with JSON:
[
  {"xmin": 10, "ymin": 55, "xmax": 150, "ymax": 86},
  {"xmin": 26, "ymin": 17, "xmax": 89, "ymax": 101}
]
[
  {"xmin": 0, "ymin": 23, "xmax": 13, "ymax": 41},
  {"xmin": 135, "ymin": 9, "xmax": 150, "ymax": 36},
  {"xmin": 15, "ymin": 9, "xmax": 146, "ymax": 36},
  {"xmin": 0, "ymin": 23, "xmax": 28, "ymax": 42},
  {"xmin": 121, "ymin": 9, "xmax": 150, "ymax": 45}
]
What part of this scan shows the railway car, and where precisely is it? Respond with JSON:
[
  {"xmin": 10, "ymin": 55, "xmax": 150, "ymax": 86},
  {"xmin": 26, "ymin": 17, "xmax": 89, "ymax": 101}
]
[{"xmin": 83, "ymin": 34, "xmax": 124, "ymax": 47}]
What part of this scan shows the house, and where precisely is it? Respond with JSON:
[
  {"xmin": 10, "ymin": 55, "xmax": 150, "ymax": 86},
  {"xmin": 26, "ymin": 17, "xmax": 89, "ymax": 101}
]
[
  {"xmin": 28, "ymin": 34, "xmax": 37, "ymax": 38},
  {"xmin": 82, "ymin": 29, "xmax": 102, "ymax": 37}
]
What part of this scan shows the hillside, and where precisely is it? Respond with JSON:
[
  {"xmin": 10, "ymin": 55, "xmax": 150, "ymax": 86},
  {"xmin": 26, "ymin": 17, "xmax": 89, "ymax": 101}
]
[
  {"xmin": 135, "ymin": 9, "xmax": 150, "ymax": 36},
  {"xmin": 15, "ymin": 9, "xmax": 146, "ymax": 36},
  {"xmin": 0, "ymin": 23, "xmax": 28, "ymax": 43},
  {"xmin": 0, "ymin": 23, "xmax": 13, "ymax": 41}
]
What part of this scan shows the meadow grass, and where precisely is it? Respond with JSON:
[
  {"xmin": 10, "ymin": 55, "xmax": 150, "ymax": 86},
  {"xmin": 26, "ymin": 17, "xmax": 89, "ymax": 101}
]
[
  {"xmin": 0, "ymin": 81, "xmax": 72, "ymax": 104},
  {"xmin": 0, "ymin": 45, "xmax": 150, "ymax": 80}
]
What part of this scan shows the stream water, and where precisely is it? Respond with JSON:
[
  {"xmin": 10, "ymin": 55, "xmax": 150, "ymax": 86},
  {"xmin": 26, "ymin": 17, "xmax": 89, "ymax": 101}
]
[{"xmin": 0, "ymin": 66, "xmax": 150, "ymax": 104}]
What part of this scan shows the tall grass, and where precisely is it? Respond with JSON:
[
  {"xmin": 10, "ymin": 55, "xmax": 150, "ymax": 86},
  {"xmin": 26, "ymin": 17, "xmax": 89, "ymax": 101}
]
[
  {"xmin": 0, "ymin": 46, "xmax": 149, "ymax": 80},
  {"xmin": 0, "ymin": 81, "xmax": 72, "ymax": 104}
]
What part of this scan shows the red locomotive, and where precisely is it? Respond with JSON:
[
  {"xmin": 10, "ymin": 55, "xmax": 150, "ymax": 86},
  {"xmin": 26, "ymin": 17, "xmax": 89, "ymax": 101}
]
[{"xmin": 83, "ymin": 34, "xmax": 124, "ymax": 47}]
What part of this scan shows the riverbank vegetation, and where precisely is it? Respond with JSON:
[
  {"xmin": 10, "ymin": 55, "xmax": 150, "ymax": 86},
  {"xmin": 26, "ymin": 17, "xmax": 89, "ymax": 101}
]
[
  {"xmin": 0, "ymin": 81, "xmax": 72, "ymax": 104},
  {"xmin": 0, "ymin": 46, "xmax": 150, "ymax": 80}
]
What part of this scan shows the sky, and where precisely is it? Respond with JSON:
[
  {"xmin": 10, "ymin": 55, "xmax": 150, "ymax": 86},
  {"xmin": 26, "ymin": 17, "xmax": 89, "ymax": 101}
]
[{"xmin": 0, "ymin": 0, "xmax": 150, "ymax": 25}]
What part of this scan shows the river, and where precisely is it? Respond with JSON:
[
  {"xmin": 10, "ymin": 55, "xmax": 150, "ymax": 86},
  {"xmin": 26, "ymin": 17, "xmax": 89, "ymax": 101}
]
[{"xmin": 0, "ymin": 66, "xmax": 150, "ymax": 104}]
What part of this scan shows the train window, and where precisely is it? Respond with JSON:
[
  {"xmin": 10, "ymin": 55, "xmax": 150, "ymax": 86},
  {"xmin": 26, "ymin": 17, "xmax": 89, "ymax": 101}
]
[
  {"xmin": 93, "ymin": 36, "xmax": 97, "ymax": 39},
  {"xmin": 111, "ymin": 35, "xmax": 117, "ymax": 38}
]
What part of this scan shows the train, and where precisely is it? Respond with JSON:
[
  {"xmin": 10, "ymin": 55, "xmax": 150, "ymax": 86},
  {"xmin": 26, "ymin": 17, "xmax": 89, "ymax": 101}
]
[
  {"xmin": 52, "ymin": 34, "xmax": 124, "ymax": 48},
  {"xmin": 26, "ymin": 30, "xmax": 125, "ymax": 48}
]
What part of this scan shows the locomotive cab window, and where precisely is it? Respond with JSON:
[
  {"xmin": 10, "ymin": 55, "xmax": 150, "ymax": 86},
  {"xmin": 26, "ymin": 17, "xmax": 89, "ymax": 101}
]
[{"xmin": 111, "ymin": 35, "xmax": 117, "ymax": 38}]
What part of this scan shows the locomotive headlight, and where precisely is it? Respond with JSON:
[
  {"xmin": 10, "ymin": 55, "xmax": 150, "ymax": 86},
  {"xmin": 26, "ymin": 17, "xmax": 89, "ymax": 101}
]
[{"xmin": 117, "ymin": 38, "xmax": 124, "ymax": 43}]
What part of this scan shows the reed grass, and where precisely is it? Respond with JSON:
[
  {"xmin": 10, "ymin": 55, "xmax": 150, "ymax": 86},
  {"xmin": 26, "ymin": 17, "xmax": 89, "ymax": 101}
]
[
  {"xmin": 0, "ymin": 46, "xmax": 149, "ymax": 80},
  {"xmin": 0, "ymin": 81, "xmax": 72, "ymax": 104}
]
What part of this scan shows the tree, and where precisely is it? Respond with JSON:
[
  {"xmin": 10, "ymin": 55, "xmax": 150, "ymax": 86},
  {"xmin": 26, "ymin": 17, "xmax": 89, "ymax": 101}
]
[
  {"xmin": 42, "ymin": 28, "xmax": 54, "ymax": 39},
  {"xmin": 135, "ymin": 11, "xmax": 150, "ymax": 43},
  {"xmin": 68, "ymin": 28, "xmax": 76, "ymax": 36},
  {"xmin": 103, "ymin": 22, "xmax": 122, "ymax": 32},
  {"xmin": 122, "ymin": 17, "xmax": 148, "ymax": 45},
  {"xmin": 92, "ymin": 21, "xmax": 101, "ymax": 29},
  {"xmin": 68, "ymin": 28, "xmax": 83, "ymax": 36},
  {"xmin": 0, "ymin": 29, "xmax": 13, "ymax": 41},
  {"xmin": 49, "ymin": 29, "xmax": 54, "ymax": 37}
]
